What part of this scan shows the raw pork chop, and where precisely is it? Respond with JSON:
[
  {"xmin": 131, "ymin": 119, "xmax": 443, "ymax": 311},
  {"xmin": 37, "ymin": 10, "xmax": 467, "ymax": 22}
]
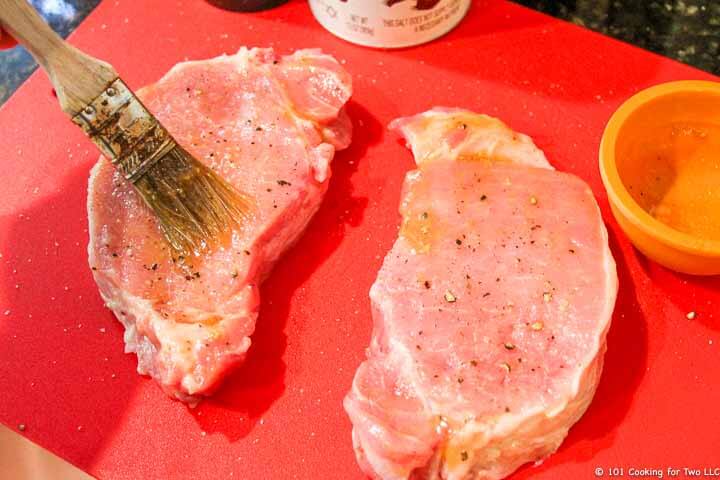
[
  {"xmin": 88, "ymin": 48, "xmax": 352, "ymax": 402},
  {"xmin": 345, "ymin": 108, "xmax": 617, "ymax": 479}
]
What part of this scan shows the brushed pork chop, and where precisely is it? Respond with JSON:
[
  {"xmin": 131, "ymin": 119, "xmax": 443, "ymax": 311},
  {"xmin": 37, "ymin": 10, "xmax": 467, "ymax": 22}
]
[
  {"xmin": 88, "ymin": 48, "xmax": 352, "ymax": 402},
  {"xmin": 345, "ymin": 109, "xmax": 617, "ymax": 479}
]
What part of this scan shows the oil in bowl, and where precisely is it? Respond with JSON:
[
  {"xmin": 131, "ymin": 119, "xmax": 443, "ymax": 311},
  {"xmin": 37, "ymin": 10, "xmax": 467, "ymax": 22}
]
[
  {"xmin": 600, "ymin": 80, "xmax": 720, "ymax": 275},
  {"xmin": 616, "ymin": 115, "xmax": 720, "ymax": 242}
]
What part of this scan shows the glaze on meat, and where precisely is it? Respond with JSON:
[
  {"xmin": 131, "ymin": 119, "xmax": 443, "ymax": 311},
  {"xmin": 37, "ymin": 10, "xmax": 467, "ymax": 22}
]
[
  {"xmin": 88, "ymin": 48, "xmax": 352, "ymax": 402},
  {"xmin": 345, "ymin": 108, "xmax": 617, "ymax": 479}
]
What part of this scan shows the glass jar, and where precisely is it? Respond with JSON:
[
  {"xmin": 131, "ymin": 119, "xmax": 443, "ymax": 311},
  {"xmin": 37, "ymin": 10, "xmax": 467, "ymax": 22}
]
[{"xmin": 206, "ymin": 0, "xmax": 289, "ymax": 12}]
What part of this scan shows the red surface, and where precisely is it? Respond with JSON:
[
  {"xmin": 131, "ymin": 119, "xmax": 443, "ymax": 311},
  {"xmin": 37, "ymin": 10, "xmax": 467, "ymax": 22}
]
[{"xmin": 0, "ymin": 1, "xmax": 718, "ymax": 479}]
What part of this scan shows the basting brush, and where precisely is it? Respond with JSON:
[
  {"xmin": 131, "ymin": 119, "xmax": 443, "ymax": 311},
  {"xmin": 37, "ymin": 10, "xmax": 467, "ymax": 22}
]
[{"xmin": 0, "ymin": 0, "xmax": 251, "ymax": 256}]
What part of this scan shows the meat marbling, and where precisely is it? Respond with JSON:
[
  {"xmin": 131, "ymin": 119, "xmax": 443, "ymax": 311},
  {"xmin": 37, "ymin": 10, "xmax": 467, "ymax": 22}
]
[
  {"xmin": 87, "ymin": 48, "xmax": 352, "ymax": 402},
  {"xmin": 344, "ymin": 108, "xmax": 617, "ymax": 479}
]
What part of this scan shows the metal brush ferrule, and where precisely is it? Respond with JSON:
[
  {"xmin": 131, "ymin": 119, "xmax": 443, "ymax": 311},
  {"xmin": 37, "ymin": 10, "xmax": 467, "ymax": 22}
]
[{"xmin": 72, "ymin": 78, "xmax": 176, "ymax": 183}]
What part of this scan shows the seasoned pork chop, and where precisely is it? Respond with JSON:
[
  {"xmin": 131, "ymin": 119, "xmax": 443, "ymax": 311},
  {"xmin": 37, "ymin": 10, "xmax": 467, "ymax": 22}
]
[
  {"xmin": 345, "ymin": 109, "xmax": 617, "ymax": 479},
  {"xmin": 88, "ymin": 48, "xmax": 352, "ymax": 402}
]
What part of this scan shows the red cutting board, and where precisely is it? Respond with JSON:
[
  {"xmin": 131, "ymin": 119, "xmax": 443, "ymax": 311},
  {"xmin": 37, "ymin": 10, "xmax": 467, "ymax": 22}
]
[{"xmin": 1, "ymin": 1, "xmax": 718, "ymax": 479}]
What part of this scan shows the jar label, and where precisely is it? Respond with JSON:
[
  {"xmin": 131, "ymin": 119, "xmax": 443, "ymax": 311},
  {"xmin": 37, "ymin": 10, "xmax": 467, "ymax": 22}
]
[{"xmin": 309, "ymin": 0, "xmax": 471, "ymax": 48}]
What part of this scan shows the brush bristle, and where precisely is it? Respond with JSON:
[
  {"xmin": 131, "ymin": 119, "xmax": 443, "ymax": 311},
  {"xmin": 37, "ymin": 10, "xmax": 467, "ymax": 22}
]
[
  {"xmin": 72, "ymin": 78, "xmax": 250, "ymax": 255},
  {"xmin": 132, "ymin": 143, "xmax": 252, "ymax": 256}
]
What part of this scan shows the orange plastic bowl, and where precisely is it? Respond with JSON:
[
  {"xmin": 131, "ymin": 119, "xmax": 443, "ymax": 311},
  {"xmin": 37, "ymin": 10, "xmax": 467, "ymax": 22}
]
[{"xmin": 600, "ymin": 80, "xmax": 720, "ymax": 275}]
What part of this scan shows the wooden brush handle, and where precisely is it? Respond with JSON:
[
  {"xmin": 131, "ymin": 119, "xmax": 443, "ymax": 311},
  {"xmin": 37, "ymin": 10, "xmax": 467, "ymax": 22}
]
[{"xmin": 0, "ymin": 0, "xmax": 118, "ymax": 116}]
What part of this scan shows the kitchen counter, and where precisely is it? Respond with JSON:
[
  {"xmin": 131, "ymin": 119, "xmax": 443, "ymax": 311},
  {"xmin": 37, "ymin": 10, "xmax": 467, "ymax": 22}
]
[
  {"xmin": 516, "ymin": 0, "xmax": 719, "ymax": 76},
  {"xmin": 0, "ymin": 0, "xmax": 718, "ymax": 106},
  {"xmin": 0, "ymin": 0, "xmax": 100, "ymax": 106}
]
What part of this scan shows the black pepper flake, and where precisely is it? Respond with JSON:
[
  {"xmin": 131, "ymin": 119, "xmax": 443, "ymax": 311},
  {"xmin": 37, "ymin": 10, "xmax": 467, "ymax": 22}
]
[
  {"xmin": 185, "ymin": 275, "xmax": 193, "ymax": 281},
  {"xmin": 111, "ymin": 252, "xmax": 118, "ymax": 257},
  {"xmin": 194, "ymin": 272, "xmax": 200, "ymax": 278},
  {"xmin": 423, "ymin": 280, "xmax": 431, "ymax": 289},
  {"xmin": 232, "ymin": 271, "xmax": 239, "ymax": 278},
  {"xmin": 91, "ymin": 266, "xmax": 97, "ymax": 271},
  {"xmin": 470, "ymin": 360, "xmax": 478, "ymax": 366},
  {"xmin": 244, "ymin": 250, "xmax": 251, "ymax": 256},
  {"xmin": 461, "ymin": 451, "xmax": 468, "ymax": 461},
  {"xmin": 277, "ymin": 180, "xmax": 291, "ymax": 186},
  {"xmin": 416, "ymin": 344, "xmax": 422, "ymax": 350},
  {"xmin": 457, "ymin": 377, "xmax": 464, "ymax": 384},
  {"xmin": 569, "ymin": 249, "xmax": 576, "ymax": 254},
  {"xmin": 255, "ymin": 126, "xmax": 263, "ymax": 131},
  {"xmin": 483, "ymin": 292, "xmax": 491, "ymax": 297},
  {"xmin": 455, "ymin": 239, "xmax": 462, "ymax": 245},
  {"xmin": 151, "ymin": 263, "xmax": 158, "ymax": 271},
  {"xmin": 505, "ymin": 407, "xmax": 511, "ymax": 413},
  {"xmin": 480, "ymin": 194, "xmax": 487, "ymax": 201}
]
